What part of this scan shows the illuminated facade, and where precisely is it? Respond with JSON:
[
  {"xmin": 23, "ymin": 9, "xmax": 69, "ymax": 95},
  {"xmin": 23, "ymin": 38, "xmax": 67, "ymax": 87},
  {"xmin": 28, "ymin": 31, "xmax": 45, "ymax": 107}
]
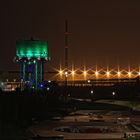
[{"xmin": 15, "ymin": 39, "xmax": 48, "ymax": 89}]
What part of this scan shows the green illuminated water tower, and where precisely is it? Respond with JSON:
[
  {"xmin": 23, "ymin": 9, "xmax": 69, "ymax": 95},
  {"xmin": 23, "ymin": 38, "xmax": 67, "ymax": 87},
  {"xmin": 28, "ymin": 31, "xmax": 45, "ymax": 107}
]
[{"xmin": 15, "ymin": 39, "xmax": 49, "ymax": 89}]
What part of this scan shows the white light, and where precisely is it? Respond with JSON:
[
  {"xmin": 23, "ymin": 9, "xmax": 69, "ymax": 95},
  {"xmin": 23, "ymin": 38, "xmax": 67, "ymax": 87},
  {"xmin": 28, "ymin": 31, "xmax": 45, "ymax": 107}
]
[
  {"xmin": 87, "ymin": 80, "xmax": 91, "ymax": 83},
  {"xmin": 1, "ymin": 82, "xmax": 4, "ymax": 86},
  {"xmin": 112, "ymin": 92, "xmax": 115, "ymax": 96},
  {"xmin": 91, "ymin": 90, "xmax": 93, "ymax": 94},
  {"xmin": 138, "ymin": 72, "xmax": 140, "ymax": 76},
  {"xmin": 48, "ymin": 80, "xmax": 51, "ymax": 83},
  {"xmin": 47, "ymin": 87, "xmax": 50, "ymax": 91},
  {"xmin": 65, "ymin": 71, "xmax": 68, "ymax": 77},
  {"xmin": 12, "ymin": 88, "xmax": 15, "ymax": 91},
  {"xmin": 65, "ymin": 71, "xmax": 68, "ymax": 75}
]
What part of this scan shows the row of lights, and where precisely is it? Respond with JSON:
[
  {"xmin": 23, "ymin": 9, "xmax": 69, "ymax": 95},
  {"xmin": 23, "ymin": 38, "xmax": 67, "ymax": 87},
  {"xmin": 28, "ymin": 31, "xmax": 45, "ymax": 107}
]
[
  {"xmin": 59, "ymin": 70, "xmax": 140, "ymax": 78},
  {"xmin": 90, "ymin": 90, "xmax": 115, "ymax": 95},
  {"xmin": 15, "ymin": 57, "xmax": 48, "ymax": 63}
]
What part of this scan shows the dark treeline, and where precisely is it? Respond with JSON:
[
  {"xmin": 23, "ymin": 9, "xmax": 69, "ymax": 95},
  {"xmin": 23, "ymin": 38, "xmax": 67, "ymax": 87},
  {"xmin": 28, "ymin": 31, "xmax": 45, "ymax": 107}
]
[{"xmin": 0, "ymin": 91, "xmax": 69, "ymax": 138}]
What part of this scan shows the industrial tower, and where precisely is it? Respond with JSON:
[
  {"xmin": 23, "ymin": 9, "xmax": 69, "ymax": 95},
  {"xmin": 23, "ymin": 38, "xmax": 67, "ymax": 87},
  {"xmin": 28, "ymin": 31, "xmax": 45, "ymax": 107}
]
[{"xmin": 15, "ymin": 39, "xmax": 48, "ymax": 89}]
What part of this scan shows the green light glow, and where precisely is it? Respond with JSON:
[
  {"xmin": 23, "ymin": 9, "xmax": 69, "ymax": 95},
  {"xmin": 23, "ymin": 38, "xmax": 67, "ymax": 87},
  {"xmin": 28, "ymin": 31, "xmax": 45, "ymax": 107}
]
[{"xmin": 16, "ymin": 40, "xmax": 48, "ymax": 58}]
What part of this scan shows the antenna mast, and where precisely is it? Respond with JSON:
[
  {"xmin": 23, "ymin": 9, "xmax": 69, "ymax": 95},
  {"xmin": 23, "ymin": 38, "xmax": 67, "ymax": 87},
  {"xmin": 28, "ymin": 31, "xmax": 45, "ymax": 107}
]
[{"xmin": 65, "ymin": 19, "xmax": 69, "ymax": 94}]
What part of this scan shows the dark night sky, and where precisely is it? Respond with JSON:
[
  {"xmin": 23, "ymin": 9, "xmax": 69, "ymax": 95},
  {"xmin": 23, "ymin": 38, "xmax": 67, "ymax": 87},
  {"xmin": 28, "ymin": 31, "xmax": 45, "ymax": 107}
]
[{"xmin": 1, "ymin": 0, "xmax": 140, "ymax": 70}]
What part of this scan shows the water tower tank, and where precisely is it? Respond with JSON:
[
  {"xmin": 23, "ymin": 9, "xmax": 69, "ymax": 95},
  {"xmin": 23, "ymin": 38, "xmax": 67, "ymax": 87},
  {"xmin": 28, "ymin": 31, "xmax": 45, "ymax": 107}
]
[
  {"xmin": 15, "ymin": 39, "xmax": 49, "ymax": 90},
  {"xmin": 16, "ymin": 39, "xmax": 48, "ymax": 58}
]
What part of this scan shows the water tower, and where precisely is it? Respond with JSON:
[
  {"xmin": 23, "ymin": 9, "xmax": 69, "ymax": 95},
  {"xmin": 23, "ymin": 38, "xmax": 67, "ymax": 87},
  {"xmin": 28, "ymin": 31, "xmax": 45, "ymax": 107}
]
[{"xmin": 15, "ymin": 39, "xmax": 48, "ymax": 89}]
